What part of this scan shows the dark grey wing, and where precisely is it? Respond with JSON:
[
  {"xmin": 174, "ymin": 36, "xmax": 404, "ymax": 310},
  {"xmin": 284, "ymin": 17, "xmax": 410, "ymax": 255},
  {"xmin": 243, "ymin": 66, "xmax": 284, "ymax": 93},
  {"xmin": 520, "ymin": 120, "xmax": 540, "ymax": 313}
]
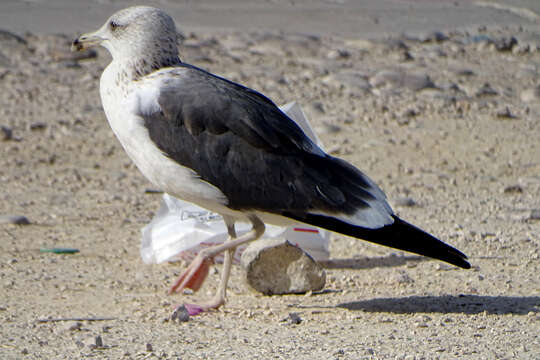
[
  {"xmin": 134, "ymin": 65, "xmax": 472, "ymax": 269},
  {"xmin": 137, "ymin": 64, "xmax": 393, "ymax": 228}
]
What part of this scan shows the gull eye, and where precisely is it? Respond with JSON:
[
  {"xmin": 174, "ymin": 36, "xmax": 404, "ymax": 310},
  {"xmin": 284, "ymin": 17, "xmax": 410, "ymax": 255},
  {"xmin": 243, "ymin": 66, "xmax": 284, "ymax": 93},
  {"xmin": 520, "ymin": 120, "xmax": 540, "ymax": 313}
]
[{"xmin": 109, "ymin": 20, "xmax": 120, "ymax": 30}]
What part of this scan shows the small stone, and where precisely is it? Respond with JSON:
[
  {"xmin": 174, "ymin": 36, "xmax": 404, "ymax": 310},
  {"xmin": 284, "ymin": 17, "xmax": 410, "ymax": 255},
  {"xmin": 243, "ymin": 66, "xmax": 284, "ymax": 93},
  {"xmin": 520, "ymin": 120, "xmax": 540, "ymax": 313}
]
[
  {"xmin": 94, "ymin": 335, "xmax": 103, "ymax": 348},
  {"xmin": 326, "ymin": 49, "xmax": 350, "ymax": 60},
  {"xmin": 66, "ymin": 321, "xmax": 82, "ymax": 331},
  {"xmin": 370, "ymin": 69, "xmax": 435, "ymax": 92},
  {"xmin": 421, "ymin": 31, "xmax": 449, "ymax": 43},
  {"xmin": 476, "ymin": 83, "xmax": 498, "ymax": 97},
  {"xmin": 400, "ymin": 51, "xmax": 414, "ymax": 62},
  {"xmin": 170, "ymin": 305, "xmax": 190, "ymax": 322},
  {"xmin": 241, "ymin": 238, "xmax": 326, "ymax": 295},
  {"xmin": 392, "ymin": 271, "xmax": 414, "ymax": 284},
  {"xmin": 529, "ymin": 209, "xmax": 540, "ymax": 221},
  {"xmin": 21, "ymin": 348, "xmax": 28, "ymax": 355},
  {"xmin": 494, "ymin": 36, "xmax": 517, "ymax": 52},
  {"xmin": 287, "ymin": 312, "xmax": 302, "ymax": 324},
  {"xmin": 28, "ymin": 122, "xmax": 47, "ymax": 131},
  {"xmin": 1, "ymin": 126, "xmax": 12, "ymax": 141},
  {"xmin": 317, "ymin": 121, "xmax": 342, "ymax": 134},
  {"xmin": 520, "ymin": 87, "xmax": 540, "ymax": 103},
  {"xmin": 146, "ymin": 343, "xmax": 153, "ymax": 352},
  {"xmin": 503, "ymin": 184, "xmax": 523, "ymax": 194},
  {"xmin": 0, "ymin": 214, "xmax": 30, "ymax": 225},
  {"xmin": 393, "ymin": 197, "xmax": 416, "ymax": 207},
  {"xmin": 496, "ymin": 107, "xmax": 517, "ymax": 119}
]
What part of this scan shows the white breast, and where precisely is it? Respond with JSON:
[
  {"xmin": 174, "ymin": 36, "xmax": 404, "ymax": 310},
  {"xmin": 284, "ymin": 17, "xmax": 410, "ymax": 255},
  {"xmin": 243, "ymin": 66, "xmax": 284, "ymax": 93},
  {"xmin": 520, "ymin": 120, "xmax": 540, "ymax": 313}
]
[{"xmin": 99, "ymin": 64, "xmax": 229, "ymax": 211}]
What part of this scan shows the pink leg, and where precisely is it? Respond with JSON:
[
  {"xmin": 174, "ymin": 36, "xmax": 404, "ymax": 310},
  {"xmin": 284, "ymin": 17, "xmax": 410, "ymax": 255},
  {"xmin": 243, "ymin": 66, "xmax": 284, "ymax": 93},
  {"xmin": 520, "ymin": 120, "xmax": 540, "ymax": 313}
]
[{"xmin": 170, "ymin": 215, "xmax": 265, "ymax": 316}]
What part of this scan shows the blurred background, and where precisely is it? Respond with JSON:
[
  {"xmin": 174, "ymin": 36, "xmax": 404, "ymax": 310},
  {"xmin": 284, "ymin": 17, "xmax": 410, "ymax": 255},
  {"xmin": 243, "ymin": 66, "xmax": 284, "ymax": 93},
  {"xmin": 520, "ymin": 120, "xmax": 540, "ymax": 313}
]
[{"xmin": 1, "ymin": 0, "xmax": 539, "ymax": 38}]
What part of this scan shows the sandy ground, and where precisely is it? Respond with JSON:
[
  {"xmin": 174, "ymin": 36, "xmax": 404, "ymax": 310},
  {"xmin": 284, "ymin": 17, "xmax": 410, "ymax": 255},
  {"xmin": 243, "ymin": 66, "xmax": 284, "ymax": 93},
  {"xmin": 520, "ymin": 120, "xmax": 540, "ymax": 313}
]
[{"xmin": 1, "ymin": 2, "xmax": 540, "ymax": 359}]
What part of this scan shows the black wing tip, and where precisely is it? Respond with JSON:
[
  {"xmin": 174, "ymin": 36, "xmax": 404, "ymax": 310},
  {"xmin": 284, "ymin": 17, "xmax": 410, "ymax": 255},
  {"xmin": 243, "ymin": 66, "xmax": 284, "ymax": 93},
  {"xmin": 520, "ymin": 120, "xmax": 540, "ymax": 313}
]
[
  {"xmin": 391, "ymin": 216, "xmax": 471, "ymax": 269},
  {"xmin": 284, "ymin": 212, "xmax": 472, "ymax": 269}
]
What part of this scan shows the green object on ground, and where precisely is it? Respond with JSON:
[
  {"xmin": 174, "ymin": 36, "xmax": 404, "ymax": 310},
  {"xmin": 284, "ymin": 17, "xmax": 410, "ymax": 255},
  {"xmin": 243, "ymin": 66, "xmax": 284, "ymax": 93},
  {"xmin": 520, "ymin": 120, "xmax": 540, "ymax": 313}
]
[{"xmin": 40, "ymin": 248, "xmax": 80, "ymax": 254}]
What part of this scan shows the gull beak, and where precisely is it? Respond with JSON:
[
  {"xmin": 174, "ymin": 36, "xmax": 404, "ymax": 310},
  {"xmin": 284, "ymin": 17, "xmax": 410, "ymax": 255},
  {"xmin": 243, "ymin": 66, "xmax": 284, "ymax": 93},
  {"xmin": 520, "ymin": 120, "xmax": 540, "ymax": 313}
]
[{"xmin": 72, "ymin": 30, "xmax": 104, "ymax": 52}]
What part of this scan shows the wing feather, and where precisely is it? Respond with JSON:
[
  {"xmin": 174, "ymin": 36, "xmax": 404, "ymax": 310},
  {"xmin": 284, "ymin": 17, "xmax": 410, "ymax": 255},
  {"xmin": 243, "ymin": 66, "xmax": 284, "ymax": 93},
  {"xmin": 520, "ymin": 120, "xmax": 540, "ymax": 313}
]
[{"xmin": 135, "ymin": 64, "xmax": 393, "ymax": 228}]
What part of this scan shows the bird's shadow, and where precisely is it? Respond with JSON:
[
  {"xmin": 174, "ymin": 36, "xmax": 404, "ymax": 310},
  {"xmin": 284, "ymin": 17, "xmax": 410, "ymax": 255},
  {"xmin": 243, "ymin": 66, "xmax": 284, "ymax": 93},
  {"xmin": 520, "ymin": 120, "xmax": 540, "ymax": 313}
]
[
  {"xmin": 337, "ymin": 295, "xmax": 539, "ymax": 315},
  {"xmin": 318, "ymin": 254, "xmax": 426, "ymax": 270}
]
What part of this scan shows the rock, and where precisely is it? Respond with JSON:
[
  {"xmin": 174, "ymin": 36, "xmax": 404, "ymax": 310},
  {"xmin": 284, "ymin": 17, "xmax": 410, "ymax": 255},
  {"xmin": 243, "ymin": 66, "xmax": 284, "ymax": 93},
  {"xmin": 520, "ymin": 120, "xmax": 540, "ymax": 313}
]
[
  {"xmin": 94, "ymin": 335, "xmax": 103, "ymax": 348},
  {"xmin": 316, "ymin": 121, "xmax": 342, "ymax": 134},
  {"xmin": 393, "ymin": 197, "xmax": 417, "ymax": 207},
  {"xmin": 64, "ymin": 321, "xmax": 82, "ymax": 332},
  {"xmin": 281, "ymin": 312, "xmax": 302, "ymax": 324},
  {"xmin": 0, "ymin": 126, "xmax": 12, "ymax": 141},
  {"xmin": 369, "ymin": 69, "xmax": 435, "ymax": 92},
  {"xmin": 496, "ymin": 107, "xmax": 517, "ymax": 119},
  {"xmin": 420, "ymin": 31, "xmax": 449, "ymax": 43},
  {"xmin": 476, "ymin": 83, "xmax": 498, "ymax": 97},
  {"xmin": 0, "ymin": 214, "xmax": 30, "ymax": 225},
  {"xmin": 399, "ymin": 51, "xmax": 414, "ymax": 62},
  {"xmin": 494, "ymin": 36, "xmax": 517, "ymax": 52},
  {"xmin": 529, "ymin": 209, "xmax": 540, "ymax": 221},
  {"xmin": 28, "ymin": 122, "xmax": 47, "ymax": 131},
  {"xmin": 241, "ymin": 238, "xmax": 326, "ymax": 295},
  {"xmin": 391, "ymin": 271, "xmax": 414, "ymax": 284},
  {"xmin": 87, "ymin": 335, "xmax": 103, "ymax": 349},
  {"xmin": 520, "ymin": 87, "xmax": 540, "ymax": 103},
  {"xmin": 330, "ymin": 71, "xmax": 371, "ymax": 92},
  {"xmin": 378, "ymin": 38, "xmax": 409, "ymax": 51},
  {"xmin": 326, "ymin": 49, "xmax": 351, "ymax": 60},
  {"xmin": 170, "ymin": 305, "xmax": 190, "ymax": 322},
  {"xmin": 503, "ymin": 185, "xmax": 523, "ymax": 194},
  {"xmin": 0, "ymin": 29, "xmax": 27, "ymax": 44}
]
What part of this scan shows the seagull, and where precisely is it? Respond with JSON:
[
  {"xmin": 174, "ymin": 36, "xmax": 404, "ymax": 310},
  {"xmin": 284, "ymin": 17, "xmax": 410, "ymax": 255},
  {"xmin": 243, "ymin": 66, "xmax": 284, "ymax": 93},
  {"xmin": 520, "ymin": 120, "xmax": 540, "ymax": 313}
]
[{"xmin": 72, "ymin": 6, "xmax": 470, "ymax": 315}]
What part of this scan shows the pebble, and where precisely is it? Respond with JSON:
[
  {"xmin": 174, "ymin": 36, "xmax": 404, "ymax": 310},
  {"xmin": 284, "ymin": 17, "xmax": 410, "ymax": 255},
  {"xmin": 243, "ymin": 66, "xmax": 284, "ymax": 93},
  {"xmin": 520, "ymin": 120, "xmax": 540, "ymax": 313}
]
[
  {"xmin": 326, "ymin": 49, "xmax": 351, "ymax": 60},
  {"xmin": 529, "ymin": 209, "xmax": 540, "ymax": 221},
  {"xmin": 392, "ymin": 271, "xmax": 414, "ymax": 284},
  {"xmin": 317, "ymin": 121, "xmax": 342, "ymax": 134},
  {"xmin": 1, "ymin": 125, "xmax": 12, "ymax": 141},
  {"xmin": 520, "ymin": 87, "xmax": 540, "ymax": 103},
  {"xmin": 94, "ymin": 335, "xmax": 103, "ymax": 348},
  {"xmin": 329, "ymin": 71, "xmax": 371, "ymax": 92},
  {"xmin": 503, "ymin": 184, "xmax": 523, "ymax": 194},
  {"xmin": 421, "ymin": 31, "xmax": 449, "ymax": 43},
  {"xmin": 0, "ymin": 29, "xmax": 27, "ymax": 44},
  {"xmin": 284, "ymin": 312, "xmax": 302, "ymax": 324},
  {"xmin": 369, "ymin": 69, "xmax": 435, "ymax": 92},
  {"xmin": 476, "ymin": 83, "xmax": 498, "ymax": 97},
  {"xmin": 494, "ymin": 36, "xmax": 518, "ymax": 52},
  {"xmin": 64, "ymin": 321, "xmax": 82, "ymax": 332},
  {"xmin": 87, "ymin": 335, "xmax": 103, "ymax": 349},
  {"xmin": 28, "ymin": 122, "xmax": 47, "ymax": 131},
  {"xmin": 496, "ymin": 107, "xmax": 517, "ymax": 119},
  {"xmin": 241, "ymin": 238, "xmax": 326, "ymax": 295},
  {"xmin": 393, "ymin": 197, "xmax": 417, "ymax": 207},
  {"xmin": 170, "ymin": 305, "xmax": 190, "ymax": 322},
  {"xmin": 146, "ymin": 343, "xmax": 153, "ymax": 352},
  {"xmin": 0, "ymin": 214, "xmax": 30, "ymax": 225}
]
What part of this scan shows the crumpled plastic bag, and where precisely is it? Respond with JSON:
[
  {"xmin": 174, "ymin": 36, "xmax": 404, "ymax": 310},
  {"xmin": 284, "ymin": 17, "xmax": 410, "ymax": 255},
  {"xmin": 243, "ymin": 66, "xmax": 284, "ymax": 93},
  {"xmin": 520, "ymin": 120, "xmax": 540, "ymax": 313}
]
[{"xmin": 140, "ymin": 102, "xmax": 330, "ymax": 264}]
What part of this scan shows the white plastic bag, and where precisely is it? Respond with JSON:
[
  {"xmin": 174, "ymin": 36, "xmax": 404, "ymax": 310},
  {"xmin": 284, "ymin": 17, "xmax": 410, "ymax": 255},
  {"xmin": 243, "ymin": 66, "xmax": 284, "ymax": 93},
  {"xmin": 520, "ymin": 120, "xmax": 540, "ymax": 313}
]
[{"xmin": 140, "ymin": 102, "xmax": 330, "ymax": 264}]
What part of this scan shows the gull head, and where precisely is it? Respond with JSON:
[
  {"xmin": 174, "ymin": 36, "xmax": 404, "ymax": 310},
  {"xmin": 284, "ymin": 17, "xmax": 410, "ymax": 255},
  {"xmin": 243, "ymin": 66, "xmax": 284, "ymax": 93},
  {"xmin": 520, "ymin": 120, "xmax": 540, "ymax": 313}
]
[{"xmin": 72, "ymin": 6, "xmax": 180, "ymax": 63}]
